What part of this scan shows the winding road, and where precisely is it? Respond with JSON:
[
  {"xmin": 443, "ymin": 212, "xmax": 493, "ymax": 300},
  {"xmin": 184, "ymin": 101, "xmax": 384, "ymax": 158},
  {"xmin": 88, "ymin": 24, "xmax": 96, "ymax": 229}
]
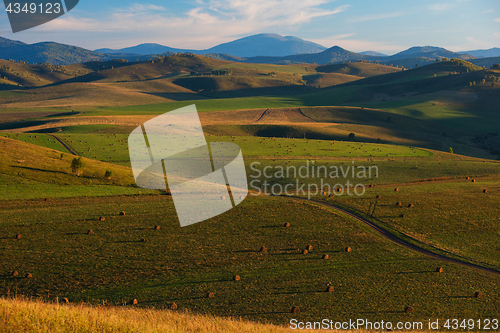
[{"xmin": 290, "ymin": 196, "xmax": 500, "ymax": 276}]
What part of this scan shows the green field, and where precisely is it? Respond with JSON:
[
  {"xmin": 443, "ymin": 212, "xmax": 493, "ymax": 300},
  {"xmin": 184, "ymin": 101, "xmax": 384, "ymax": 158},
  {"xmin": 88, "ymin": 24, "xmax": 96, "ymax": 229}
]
[{"xmin": 1, "ymin": 194, "xmax": 499, "ymax": 325}]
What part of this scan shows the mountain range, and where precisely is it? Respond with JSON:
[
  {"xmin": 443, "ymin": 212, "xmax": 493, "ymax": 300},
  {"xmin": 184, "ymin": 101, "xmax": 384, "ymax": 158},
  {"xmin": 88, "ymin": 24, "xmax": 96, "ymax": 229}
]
[{"xmin": 1, "ymin": 34, "xmax": 499, "ymax": 68}]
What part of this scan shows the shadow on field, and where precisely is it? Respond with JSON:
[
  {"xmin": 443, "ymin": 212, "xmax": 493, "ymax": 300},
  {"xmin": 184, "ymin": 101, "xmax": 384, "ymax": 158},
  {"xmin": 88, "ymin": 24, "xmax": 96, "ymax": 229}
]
[{"xmin": 12, "ymin": 166, "xmax": 66, "ymax": 175}]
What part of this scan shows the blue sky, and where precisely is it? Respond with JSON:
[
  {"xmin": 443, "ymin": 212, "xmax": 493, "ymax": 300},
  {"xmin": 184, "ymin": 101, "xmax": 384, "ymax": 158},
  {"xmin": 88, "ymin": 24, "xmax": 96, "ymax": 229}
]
[{"xmin": 0, "ymin": 0, "xmax": 498, "ymax": 54}]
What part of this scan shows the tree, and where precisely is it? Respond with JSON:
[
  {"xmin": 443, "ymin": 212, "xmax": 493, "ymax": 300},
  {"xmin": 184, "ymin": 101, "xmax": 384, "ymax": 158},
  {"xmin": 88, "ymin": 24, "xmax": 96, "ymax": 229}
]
[
  {"xmin": 71, "ymin": 157, "xmax": 85, "ymax": 176},
  {"xmin": 104, "ymin": 170, "xmax": 113, "ymax": 179},
  {"xmin": 448, "ymin": 147, "xmax": 454, "ymax": 154},
  {"xmin": 348, "ymin": 133, "xmax": 355, "ymax": 139}
]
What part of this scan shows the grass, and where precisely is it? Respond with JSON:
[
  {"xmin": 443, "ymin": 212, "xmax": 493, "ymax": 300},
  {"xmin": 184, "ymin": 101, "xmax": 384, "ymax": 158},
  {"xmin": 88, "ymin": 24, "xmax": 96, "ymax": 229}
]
[
  {"xmin": 1, "ymin": 194, "xmax": 499, "ymax": 326},
  {"xmin": 1, "ymin": 296, "xmax": 320, "ymax": 333}
]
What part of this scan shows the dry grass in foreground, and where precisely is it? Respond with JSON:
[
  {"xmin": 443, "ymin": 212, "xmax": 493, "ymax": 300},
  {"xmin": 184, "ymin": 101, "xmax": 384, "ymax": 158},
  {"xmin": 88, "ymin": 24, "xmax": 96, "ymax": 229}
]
[{"xmin": 0, "ymin": 297, "xmax": 324, "ymax": 333}]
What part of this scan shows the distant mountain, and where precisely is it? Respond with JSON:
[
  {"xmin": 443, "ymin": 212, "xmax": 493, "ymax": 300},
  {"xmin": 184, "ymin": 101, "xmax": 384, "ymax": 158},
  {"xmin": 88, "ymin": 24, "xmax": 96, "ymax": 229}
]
[
  {"xmin": 0, "ymin": 36, "xmax": 123, "ymax": 65},
  {"xmin": 469, "ymin": 56, "xmax": 500, "ymax": 68},
  {"xmin": 204, "ymin": 34, "xmax": 326, "ymax": 57},
  {"xmin": 461, "ymin": 48, "xmax": 500, "ymax": 58},
  {"xmin": 388, "ymin": 46, "xmax": 475, "ymax": 60},
  {"xmin": 96, "ymin": 43, "xmax": 193, "ymax": 55},
  {"xmin": 360, "ymin": 51, "xmax": 387, "ymax": 57},
  {"xmin": 94, "ymin": 33, "xmax": 327, "ymax": 58}
]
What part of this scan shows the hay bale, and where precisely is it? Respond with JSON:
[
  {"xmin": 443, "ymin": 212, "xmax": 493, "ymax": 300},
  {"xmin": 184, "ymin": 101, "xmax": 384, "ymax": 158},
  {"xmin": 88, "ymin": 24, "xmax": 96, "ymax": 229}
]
[
  {"xmin": 220, "ymin": 196, "xmax": 226, "ymax": 200},
  {"xmin": 25, "ymin": 273, "xmax": 33, "ymax": 279},
  {"xmin": 99, "ymin": 216, "xmax": 105, "ymax": 221},
  {"xmin": 61, "ymin": 298, "xmax": 69, "ymax": 304},
  {"xmin": 233, "ymin": 275, "xmax": 241, "ymax": 281},
  {"xmin": 87, "ymin": 230, "xmax": 94, "ymax": 235},
  {"xmin": 140, "ymin": 237, "xmax": 146, "ymax": 242},
  {"xmin": 369, "ymin": 184, "xmax": 373, "ymax": 188},
  {"xmin": 322, "ymin": 254, "xmax": 329, "ymax": 260},
  {"xmin": 483, "ymin": 189, "xmax": 487, "ymax": 193},
  {"xmin": 345, "ymin": 247, "xmax": 352, "ymax": 252},
  {"xmin": 329, "ymin": 194, "xmax": 334, "ymax": 198},
  {"xmin": 260, "ymin": 246, "xmax": 267, "ymax": 253},
  {"xmin": 15, "ymin": 234, "xmax": 22, "ymax": 240},
  {"xmin": 302, "ymin": 249, "xmax": 308, "ymax": 254},
  {"xmin": 12, "ymin": 270, "xmax": 19, "ymax": 277},
  {"xmin": 155, "ymin": 225, "xmax": 161, "ymax": 230},
  {"xmin": 207, "ymin": 292, "xmax": 215, "ymax": 298},
  {"xmin": 474, "ymin": 292, "xmax": 483, "ymax": 298},
  {"xmin": 376, "ymin": 195, "xmax": 381, "ymax": 199},
  {"xmin": 396, "ymin": 202, "xmax": 402, "ymax": 206},
  {"xmin": 394, "ymin": 188, "xmax": 399, "ymax": 192},
  {"xmin": 466, "ymin": 177, "xmax": 470, "ymax": 180},
  {"xmin": 399, "ymin": 213, "xmax": 404, "ymax": 217},
  {"xmin": 129, "ymin": 299, "xmax": 138, "ymax": 305},
  {"xmin": 408, "ymin": 204, "xmax": 414, "ymax": 208},
  {"xmin": 45, "ymin": 198, "xmax": 50, "ymax": 202},
  {"xmin": 305, "ymin": 245, "xmax": 313, "ymax": 251},
  {"xmin": 472, "ymin": 179, "xmax": 476, "ymax": 182},
  {"xmin": 169, "ymin": 303, "xmax": 177, "ymax": 310},
  {"xmin": 436, "ymin": 267, "xmax": 444, "ymax": 273},
  {"xmin": 284, "ymin": 222, "xmax": 290, "ymax": 228},
  {"xmin": 405, "ymin": 306, "xmax": 413, "ymax": 313},
  {"xmin": 290, "ymin": 306, "xmax": 300, "ymax": 314},
  {"xmin": 325, "ymin": 286, "xmax": 334, "ymax": 293},
  {"xmin": 119, "ymin": 211, "xmax": 126, "ymax": 216}
]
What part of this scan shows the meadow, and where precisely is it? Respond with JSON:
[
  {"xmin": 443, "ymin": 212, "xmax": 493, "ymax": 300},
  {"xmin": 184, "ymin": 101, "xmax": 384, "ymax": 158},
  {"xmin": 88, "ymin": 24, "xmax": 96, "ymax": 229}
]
[{"xmin": 1, "ymin": 55, "xmax": 499, "ymax": 330}]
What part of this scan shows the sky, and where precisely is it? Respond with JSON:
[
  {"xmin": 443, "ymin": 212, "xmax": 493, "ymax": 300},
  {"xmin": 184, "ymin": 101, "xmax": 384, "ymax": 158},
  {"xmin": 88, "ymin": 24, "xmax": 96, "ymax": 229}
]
[{"xmin": 0, "ymin": 0, "xmax": 498, "ymax": 55}]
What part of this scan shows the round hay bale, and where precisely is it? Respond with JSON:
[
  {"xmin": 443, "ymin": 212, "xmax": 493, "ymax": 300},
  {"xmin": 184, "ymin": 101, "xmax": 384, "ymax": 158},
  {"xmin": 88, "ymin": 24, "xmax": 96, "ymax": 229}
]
[
  {"xmin": 483, "ymin": 189, "xmax": 487, "ymax": 193},
  {"xmin": 233, "ymin": 275, "xmax": 241, "ymax": 281},
  {"xmin": 87, "ymin": 230, "xmax": 94, "ymax": 235},
  {"xmin": 322, "ymin": 254, "xmax": 329, "ymax": 260},
  {"xmin": 404, "ymin": 306, "xmax": 413, "ymax": 313},
  {"xmin": 302, "ymin": 249, "xmax": 308, "ymax": 254},
  {"xmin": 345, "ymin": 247, "xmax": 352, "ymax": 252},
  {"xmin": 436, "ymin": 267, "xmax": 444, "ymax": 273},
  {"xmin": 154, "ymin": 225, "xmax": 161, "ymax": 230},
  {"xmin": 322, "ymin": 191, "xmax": 327, "ymax": 196},
  {"xmin": 140, "ymin": 237, "xmax": 146, "ymax": 242},
  {"xmin": 472, "ymin": 179, "xmax": 476, "ymax": 182},
  {"xmin": 15, "ymin": 234, "xmax": 22, "ymax": 240},
  {"xmin": 25, "ymin": 273, "xmax": 33, "ymax": 279},
  {"xmin": 396, "ymin": 202, "xmax": 402, "ymax": 206},
  {"xmin": 376, "ymin": 195, "xmax": 381, "ymax": 199},
  {"xmin": 99, "ymin": 216, "xmax": 105, "ymax": 221},
  {"xmin": 12, "ymin": 270, "xmax": 19, "ymax": 277},
  {"xmin": 325, "ymin": 286, "xmax": 334, "ymax": 293},
  {"xmin": 305, "ymin": 245, "xmax": 313, "ymax": 251},
  {"xmin": 169, "ymin": 303, "xmax": 177, "ymax": 310},
  {"xmin": 129, "ymin": 299, "xmax": 138, "ymax": 305},
  {"xmin": 61, "ymin": 298, "xmax": 69, "ymax": 304},
  {"xmin": 399, "ymin": 214, "xmax": 405, "ymax": 218},
  {"xmin": 119, "ymin": 211, "xmax": 125, "ymax": 216},
  {"xmin": 290, "ymin": 306, "xmax": 300, "ymax": 314},
  {"xmin": 260, "ymin": 246, "xmax": 267, "ymax": 253},
  {"xmin": 220, "ymin": 196, "xmax": 226, "ymax": 200},
  {"xmin": 284, "ymin": 222, "xmax": 290, "ymax": 228},
  {"xmin": 45, "ymin": 198, "xmax": 50, "ymax": 202},
  {"xmin": 474, "ymin": 291, "xmax": 483, "ymax": 298},
  {"xmin": 408, "ymin": 204, "xmax": 414, "ymax": 208},
  {"xmin": 466, "ymin": 177, "xmax": 470, "ymax": 180},
  {"xmin": 207, "ymin": 292, "xmax": 215, "ymax": 299},
  {"xmin": 394, "ymin": 188, "xmax": 399, "ymax": 192}
]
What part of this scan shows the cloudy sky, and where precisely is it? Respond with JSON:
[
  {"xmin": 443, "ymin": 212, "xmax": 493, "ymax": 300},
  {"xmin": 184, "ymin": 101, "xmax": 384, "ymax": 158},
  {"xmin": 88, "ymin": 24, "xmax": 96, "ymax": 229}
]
[{"xmin": 0, "ymin": 0, "xmax": 498, "ymax": 54}]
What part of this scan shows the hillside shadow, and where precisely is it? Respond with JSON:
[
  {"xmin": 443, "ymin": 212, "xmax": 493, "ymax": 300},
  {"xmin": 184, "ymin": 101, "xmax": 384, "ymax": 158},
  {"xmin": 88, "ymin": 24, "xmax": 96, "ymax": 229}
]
[
  {"xmin": 0, "ymin": 120, "xmax": 55, "ymax": 131},
  {"xmin": 12, "ymin": 166, "xmax": 66, "ymax": 175}
]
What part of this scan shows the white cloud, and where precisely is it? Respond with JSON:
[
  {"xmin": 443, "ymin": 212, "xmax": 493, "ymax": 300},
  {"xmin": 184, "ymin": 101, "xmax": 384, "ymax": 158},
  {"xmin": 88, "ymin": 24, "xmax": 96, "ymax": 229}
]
[
  {"xmin": 495, "ymin": 17, "xmax": 500, "ymax": 22},
  {"xmin": 428, "ymin": 3, "xmax": 454, "ymax": 11},
  {"xmin": 34, "ymin": 1, "xmax": 348, "ymax": 49},
  {"xmin": 482, "ymin": 9, "xmax": 494, "ymax": 14},
  {"xmin": 350, "ymin": 11, "xmax": 405, "ymax": 23}
]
